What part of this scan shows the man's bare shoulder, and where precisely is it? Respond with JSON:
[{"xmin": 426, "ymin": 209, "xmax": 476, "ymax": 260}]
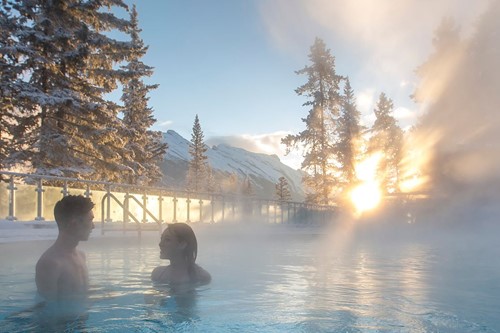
[
  {"xmin": 35, "ymin": 249, "xmax": 64, "ymax": 299},
  {"xmin": 76, "ymin": 249, "xmax": 86, "ymax": 260},
  {"xmin": 35, "ymin": 246, "xmax": 79, "ymax": 281},
  {"xmin": 36, "ymin": 246, "xmax": 64, "ymax": 267}
]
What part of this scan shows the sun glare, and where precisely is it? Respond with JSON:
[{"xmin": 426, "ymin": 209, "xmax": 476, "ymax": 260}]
[
  {"xmin": 350, "ymin": 153, "xmax": 383, "ymax": 214},
  {"xmin": 350, "ymin": 181, "xmax": 382, "ymax": 213}
]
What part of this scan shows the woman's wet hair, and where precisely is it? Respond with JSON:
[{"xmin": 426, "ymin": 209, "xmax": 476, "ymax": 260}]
[
  {"xmin": 54, "ymin": 195, "xmax": 94, "ymax": 227},
  {"xmin": 165, "ymin": 223, "xmax": 198, "ymax": 265}
]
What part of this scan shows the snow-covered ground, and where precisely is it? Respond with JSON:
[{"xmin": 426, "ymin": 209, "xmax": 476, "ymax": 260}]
[
  {"xmin": 0, "ymin": 219, "xmax": 326, "ymax": 244},
  {"xmin": 0, "ymin": 220, "xmax": 58, "ymax": 243},
  {"xmin": 0, "ymin": 220, "xmax": 112, "ymax": 243}
]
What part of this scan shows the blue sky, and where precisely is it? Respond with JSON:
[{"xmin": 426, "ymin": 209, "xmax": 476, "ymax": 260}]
[{"xmin": 118, "ymin": 0, "xmax": 488, "ymax": 169}]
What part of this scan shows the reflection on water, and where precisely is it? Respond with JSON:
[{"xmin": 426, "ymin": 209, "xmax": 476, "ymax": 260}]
[
  {"xmin": 0, "ymin": 225, "xmax": 499, "ymax": 332},
  {"xmin": 1, "ymin": 300, "xmax": 90, "ymax": 333}
]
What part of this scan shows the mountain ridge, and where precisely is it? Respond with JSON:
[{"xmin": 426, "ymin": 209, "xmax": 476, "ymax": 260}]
[{"xmin": 160, "ymin": 130, "xmax": 304, "ymax": 201}]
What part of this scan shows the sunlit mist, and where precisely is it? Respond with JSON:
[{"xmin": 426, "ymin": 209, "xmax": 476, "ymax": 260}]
[{"xmin": 399, "ymin": 131, "xmax": 439, "ymax": 193}]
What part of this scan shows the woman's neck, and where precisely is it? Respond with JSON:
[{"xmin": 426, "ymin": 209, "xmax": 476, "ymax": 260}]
[{"xmin": 169, "ymin": 258, "xmax": 190, "ymax": 269}]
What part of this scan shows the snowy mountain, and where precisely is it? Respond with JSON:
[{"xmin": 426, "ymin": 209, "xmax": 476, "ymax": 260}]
[{"xmin": 159, "ymin": 130, "xmax": 305, "ymax": 201}]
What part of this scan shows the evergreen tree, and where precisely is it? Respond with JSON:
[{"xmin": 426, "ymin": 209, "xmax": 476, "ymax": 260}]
[
  {"xmin": 275, "ymin": 176, "xmax": 292, "ymax": 202},
  {"xmin": 282, "ymin": 37, "xmax": 343, "ymax": 205},
  {"xmin": 224, "ymin": 172, "xmax": 239, "ymax": 194},
  {"xmin": 240, "ymin": 176, "xmax": 255, "ymax": 197},
  {"xmin": 369, "ymin": 93, "xmax": 403, "ymax": 193},
  {"xmin": 240, "ymin": 176, "xmax": 254, "ymax": 215},
  {"xmin": 186, "ymin": 114, "xmax": 209, "ymax": 192},
  {"xmin": 0, "ymin": 3, "xmax": 19, "ymax": 169},
  {"xmin": 337, "ymin": 78, "xmax": 363, "ymax": 190},
  {"xmin": 205, "ymin": 166, "xmax": 218, "ymax": 193},
  {"xmin": 413, "ymin": 17, "xmax": 462, "ymax": 105},
  {"xmin": 9, "ymin": 0, "xmax": 134, "ymax": 182},
  {"xmin": 121, "ymin": 5, "xmax": 166, "ymax": 185},
  {"xmin": 0, "ymin": 2, "xmax": 38, "ymax": 171}
]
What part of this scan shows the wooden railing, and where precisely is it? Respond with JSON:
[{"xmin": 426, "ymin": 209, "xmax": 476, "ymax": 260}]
[{"xmin": 0, "ymin": 171, "xmax": 337, "ymax": 235}]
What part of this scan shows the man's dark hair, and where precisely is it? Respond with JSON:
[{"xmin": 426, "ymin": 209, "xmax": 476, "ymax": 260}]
[{"xmin": 54, "ymin": 195, "xmax": 94, "ymax": 228}]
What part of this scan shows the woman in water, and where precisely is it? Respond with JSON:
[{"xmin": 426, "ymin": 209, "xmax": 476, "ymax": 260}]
[{"xmin": 151, "ymin": 223, "xmax": 211, "ymax": 285}]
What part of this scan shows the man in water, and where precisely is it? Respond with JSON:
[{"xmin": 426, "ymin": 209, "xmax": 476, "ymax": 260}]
[{"xmin": 36, "ymin": 195, "xmax": 95, "ymax": 301}]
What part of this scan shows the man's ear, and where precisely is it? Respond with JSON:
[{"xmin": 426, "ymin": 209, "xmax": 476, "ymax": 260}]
[{"xmin": 67, "ymin": 216, "xmax": 79, "ymax": 227}]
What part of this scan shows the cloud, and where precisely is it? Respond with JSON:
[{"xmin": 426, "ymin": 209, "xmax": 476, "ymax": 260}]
[
  {"xmin": 394, "ymin": 106, "xmax": 419, "ymax": 127},
  {"xmin": 158, "ymin": 120, "xmax": 173, "ymax": 128},
  {"xmin": 356, "ymin": 89, "xmax": 376, "ymax": 115},
  {"xmin": 206, "ymin": 132, "xmax": 286, "ymax": 155},
  {"xmin": 259, "ymin": 0, "xmax": 489, "ymax": 85},
  {"xmin": 356, "ymin": 89, "xmax": 415, "ymax": 128}
]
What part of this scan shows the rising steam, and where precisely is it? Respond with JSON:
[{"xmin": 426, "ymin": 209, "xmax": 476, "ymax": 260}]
[{"xmin": 411, "ymin": 1, "xmax": 500, "ymax": 199}]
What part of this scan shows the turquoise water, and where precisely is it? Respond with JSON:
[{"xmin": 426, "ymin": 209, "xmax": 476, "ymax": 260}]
[{"xmin": 0, "ymin": 223, "xmax": 499, "ymax": 332}]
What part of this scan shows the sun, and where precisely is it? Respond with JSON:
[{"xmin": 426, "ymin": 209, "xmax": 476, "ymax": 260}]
[
  {"xmin": 350, "ymin": 181, "xmax": 382, "ymax": 213},
  {"xmin": 349, "ymin": 152, "xmax": 384, "ymax": 214}
]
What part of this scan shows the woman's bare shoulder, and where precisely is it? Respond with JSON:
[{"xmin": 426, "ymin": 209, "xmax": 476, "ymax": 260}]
[
  {"xmin": 195, "ymin": 264, "xmax": 211, "ymax": 284},
  {"xmin": 151, "ymin": 266, "xmax": 169, "ymax": 282}
]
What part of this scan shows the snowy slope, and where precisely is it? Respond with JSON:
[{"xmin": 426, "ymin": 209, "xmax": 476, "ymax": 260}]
[{"xmin": 160, "ymin": 130, "xmax": 304, "ymax": 200}]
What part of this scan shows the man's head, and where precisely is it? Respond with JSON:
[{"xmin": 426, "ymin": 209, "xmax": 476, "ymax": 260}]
[{"xmin": 54, "ymin": 195, "xmax": 95, "ymax": 241}]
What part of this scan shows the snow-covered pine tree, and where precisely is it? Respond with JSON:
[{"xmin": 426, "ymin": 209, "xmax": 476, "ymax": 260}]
[
  {"xmin": 186, "ymin": 114, "xmax": 209, "ymax": 192},
  {"xmin": 10, "ymin": 0, "xmax": 134, "ymax": 182},
  {"xmin": 369, "ymin": 93, "xmax": 403, "ymax": 193},
  {"xmin": 282, "ymin": 37, "xmax": 343, "ymax": 205},
  {"xmin": 0, "ymin": 4, "xmax": 20, "ymax": 170},
  {"xmin": 337, "ymin": 78, "xmax": 363, "ymax": 191},
  {"xmin": 120, "ymin": 5, "xmax": 166, "ymax": 186},
  {"xmin": 275, "ymin": 176, "xmax": 292, "ymax": 202},
  {"xmin": 0, "ymin": 2, "xmax": 38, "ymax": 172}
]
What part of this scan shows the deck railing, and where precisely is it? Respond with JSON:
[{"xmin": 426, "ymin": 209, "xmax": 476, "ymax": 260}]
[{"xmin": 0, "ymin": 171, "xmax": 337, "ymax": 234}]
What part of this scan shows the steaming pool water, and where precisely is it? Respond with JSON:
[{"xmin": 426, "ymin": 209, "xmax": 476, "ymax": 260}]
[{"xmin": 0, "ymin": 223, "xmax": 499, "ymax": 333}]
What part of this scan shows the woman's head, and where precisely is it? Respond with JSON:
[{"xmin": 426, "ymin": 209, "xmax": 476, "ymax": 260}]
[{"xmin": 159, "ymin": 223, "xmax": 198, "ymax": 264}]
